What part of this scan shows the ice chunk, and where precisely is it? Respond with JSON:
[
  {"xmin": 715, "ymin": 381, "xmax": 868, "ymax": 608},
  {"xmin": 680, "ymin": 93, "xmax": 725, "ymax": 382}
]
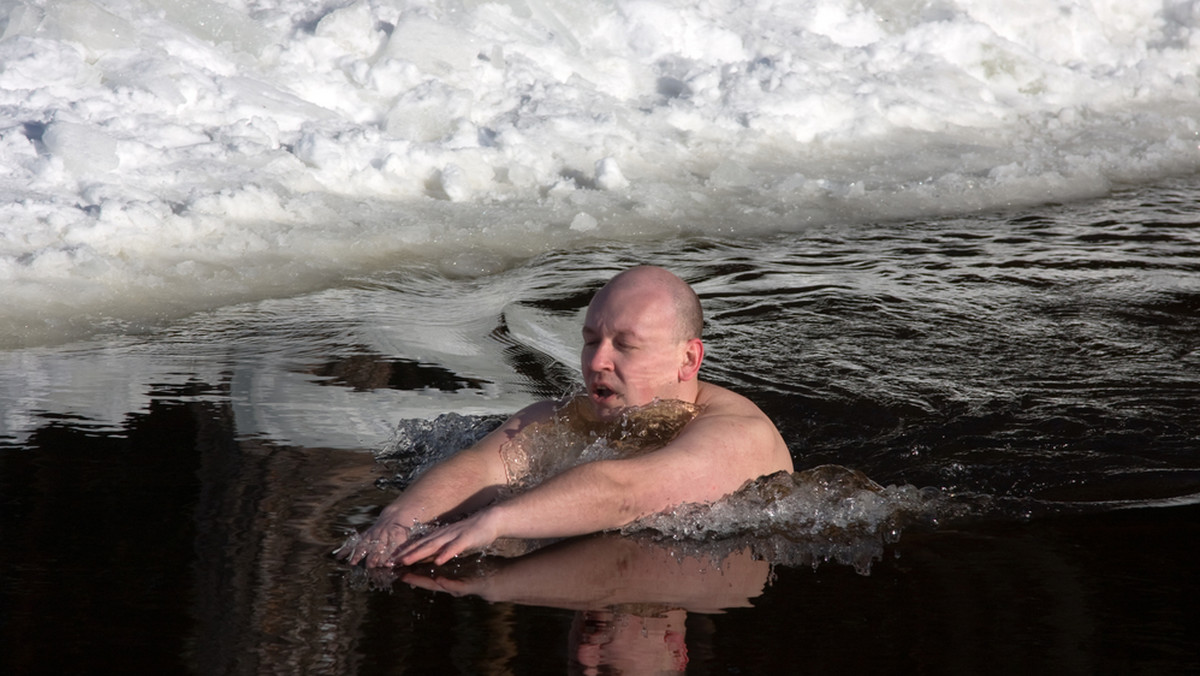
[
  {"xmin": 594, "ymin": 157, "xmax": 629, "ymax": 191},
  {"xmin": 383, "ymin": 17, "xmax": 482, "ymax": 75},
  {"xmin": 43, "ymin": 120, "xmax": 119, "ymax": 174},
  {"xmin": 569, "ymin": 212, "xmax": 598, "ymax": 231}
]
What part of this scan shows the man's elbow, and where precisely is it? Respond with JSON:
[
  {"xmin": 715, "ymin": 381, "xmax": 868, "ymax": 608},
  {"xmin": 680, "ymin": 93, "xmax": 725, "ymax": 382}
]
[{"xmin": 592, "ymin": 461, "xmax": 661, "ymax": 524}]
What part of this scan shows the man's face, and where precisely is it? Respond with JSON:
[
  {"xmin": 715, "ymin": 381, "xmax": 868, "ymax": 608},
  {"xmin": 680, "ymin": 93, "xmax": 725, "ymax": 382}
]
[{"xmin": 580, "ymin": 283, "xmax": 690, "ymax": 419}]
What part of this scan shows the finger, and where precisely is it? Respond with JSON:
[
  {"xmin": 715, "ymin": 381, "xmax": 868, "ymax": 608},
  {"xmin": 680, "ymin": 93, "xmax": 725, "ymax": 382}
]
[
  {"xmin": 394, "ymin": 537, "xmax": 443, "ymax": 567},
  {"xmin": 355, "ymin": 535, "xmax": 402, "ymax": 568},
  {"xmin": 431, "ymin": 577, "xmax": 471, "ymax": 596},
  {"xmin": 433, "ymin": 540, "xmax": 466, "ymax": 566},
  {"xmin": 333, "ymin": 544, "xmax": 350, "ymax": 562},
  {"xmin": 335, "ymin": 536, "xmax": 366, "ymax": 564},
  {"xmin": 395, "ymin": 528, "xmax": 463, "ymax": 567},
  {"xmin": 366, "ymin": 544, "xmax": 397, "ymax": 568},
  {"xmin": 365, "ymin": 544, "xmax": 382, "ymax": 567},
  {"xmin": 401, "ymin": 573, "xmax": 472, "ymax": 598},
  {"xmin": 399, "ymin": 573, "xmax": 441, "ymax": 591},
  {"xmin": 353, "ymin": 547, "xmax": 371, "ymax": 565}
]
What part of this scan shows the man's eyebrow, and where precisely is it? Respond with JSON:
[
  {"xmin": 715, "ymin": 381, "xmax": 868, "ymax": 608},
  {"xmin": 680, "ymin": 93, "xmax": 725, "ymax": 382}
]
[
  {"xmin": 612, "ymin": 328, "xmax": 644, "ymax": 341},
  {"xmin": 582, "ymin": 325, "xmax": 640, "ymax": 340}
]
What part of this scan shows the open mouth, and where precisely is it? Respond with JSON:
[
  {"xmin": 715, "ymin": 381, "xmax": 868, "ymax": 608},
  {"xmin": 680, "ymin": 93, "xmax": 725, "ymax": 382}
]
[{"xmin": 590, "ymin": 384, "xmax": 617, "ymax": 403}]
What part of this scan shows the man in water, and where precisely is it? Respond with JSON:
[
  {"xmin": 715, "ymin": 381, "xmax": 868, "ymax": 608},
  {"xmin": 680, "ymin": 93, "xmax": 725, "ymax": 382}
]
[{"xmin": 342, "ymin": 265, "xmax": 794, "ymax": 568}]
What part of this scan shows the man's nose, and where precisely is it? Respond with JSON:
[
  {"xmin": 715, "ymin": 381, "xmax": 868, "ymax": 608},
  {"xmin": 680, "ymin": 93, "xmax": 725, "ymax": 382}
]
[{"xmin": 587, "ymin": 341, "xmax": 614, "ymax": 371}]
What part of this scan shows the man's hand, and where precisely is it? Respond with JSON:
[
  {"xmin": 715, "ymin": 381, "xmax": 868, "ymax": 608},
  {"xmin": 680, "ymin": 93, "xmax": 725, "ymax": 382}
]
[
  {"xmin": 337, "ymin": 504, "xmax": 415, "ymax": 568},
  {"xmin": 391, "ymin": 508, "xmax": 502, "ymax": 567},
  {"xmin": 400, "ymin": 572, "xmax": 481, "ymax": 598},
  {"xmin": 395, "ymin": 534, "xmax": 769, "ymax": 613}
]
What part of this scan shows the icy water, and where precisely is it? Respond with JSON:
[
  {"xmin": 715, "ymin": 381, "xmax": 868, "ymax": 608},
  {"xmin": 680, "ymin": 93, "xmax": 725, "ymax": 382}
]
[
  {"xmin": 3, "ymin": 177, "xmax": 1199, "ymax": 673},
  {"xmin": 3, "ymin": 0, "xmax": 1200, "ymax": 671}
]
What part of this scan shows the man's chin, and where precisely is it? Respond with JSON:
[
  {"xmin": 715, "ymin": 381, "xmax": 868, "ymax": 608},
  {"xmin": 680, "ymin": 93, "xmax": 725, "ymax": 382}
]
[{"xmin": 587, "ymin": 394, "xmax": 624, "ymax": 420}]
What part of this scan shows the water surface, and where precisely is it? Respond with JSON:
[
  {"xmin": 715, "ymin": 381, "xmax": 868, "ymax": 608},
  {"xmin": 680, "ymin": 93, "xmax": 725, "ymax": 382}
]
[{"xmin": 3, "ymin": 178, "xmax": 1199, "ymax": 672}]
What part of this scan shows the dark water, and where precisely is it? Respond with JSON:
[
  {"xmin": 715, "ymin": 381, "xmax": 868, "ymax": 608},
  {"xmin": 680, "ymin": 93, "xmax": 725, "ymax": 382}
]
[{"xmin": 2, "ymin": 177, "xmax": 1200, "ymax": 673}]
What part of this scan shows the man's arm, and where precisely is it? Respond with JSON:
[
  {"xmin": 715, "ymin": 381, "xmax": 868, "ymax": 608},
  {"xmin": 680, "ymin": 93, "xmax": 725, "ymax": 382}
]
[
  {"xmin": 341, "ymin": 400, "xmax": 557, "ymax": 567},
  {"xmin": 401, "ymin": 534, "xmax": 768, "ymax": 612},
  {"xmin": 391, "ymin": 399, "xmax": 791, "ymax": 566}
]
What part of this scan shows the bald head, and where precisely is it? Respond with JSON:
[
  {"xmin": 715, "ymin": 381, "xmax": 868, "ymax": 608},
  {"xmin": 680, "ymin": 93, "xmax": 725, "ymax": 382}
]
[
  {"xmin": 593, "ymin": 266, "xmax": 703, "ymax": 341},
  {"xmin": 582, "ymin": 266, "xmax": 706, "ymax": 414}
]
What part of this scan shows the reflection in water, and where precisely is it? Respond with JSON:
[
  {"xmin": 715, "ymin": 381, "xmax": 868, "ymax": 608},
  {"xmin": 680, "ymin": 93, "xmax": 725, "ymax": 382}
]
[
  {"xmin": 188, "ymin": 427, "xmax": 383, "ymax": 675},
  {"xmin": 384, "ymin": 534, "xmax": 768, "ymax": 612},
  {"xmin": 306, "ymin": 347, "xmax": 492, "ymax": 393},
  {"xmin": 391, "ymin": 534, "xmax": 768, "ymax": 675},
  {"xmin": 571, "ymin": 609, "xmax": 690, "ymax": 675}
]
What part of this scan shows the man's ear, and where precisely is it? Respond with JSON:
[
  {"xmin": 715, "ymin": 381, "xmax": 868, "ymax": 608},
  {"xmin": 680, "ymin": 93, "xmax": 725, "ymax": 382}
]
[{"xmin": 678, "ymin": 338, "xmax": 704, "ymax": 382}]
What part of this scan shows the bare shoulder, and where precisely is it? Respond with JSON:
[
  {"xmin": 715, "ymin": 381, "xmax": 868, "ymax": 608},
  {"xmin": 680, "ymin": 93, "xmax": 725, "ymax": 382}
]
[
  {"xmin": 482, "ymin": 399, "xmax": 558, "ymax": 442},
  {"xmin": 687, "ymin": 381, "xmax": 794, "ymax": 474},
  {"xmin": 456, "ymin": 399, "xmax": 558, "ymax": 461},
  {"xmin": 694, "ymin": 381, "xmax": 770, "ymax": 417}
]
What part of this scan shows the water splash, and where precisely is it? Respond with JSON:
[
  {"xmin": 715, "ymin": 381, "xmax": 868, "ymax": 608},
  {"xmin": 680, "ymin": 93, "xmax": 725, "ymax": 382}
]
[
  {"xmin": 502, "ymin": 396, "xmax": 699, "ymax": 491},
  {"xmin": 629, "ymin": 465, "xmax": 945, "ymax": 575},
  {"xmin": 375, "ymin": 411, "xmax": 506, "ymax": 488}
]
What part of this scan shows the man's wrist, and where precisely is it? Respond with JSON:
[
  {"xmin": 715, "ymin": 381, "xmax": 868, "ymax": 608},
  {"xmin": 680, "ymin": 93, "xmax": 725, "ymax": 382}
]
[{"xmin": 479, "ymin": 503, "xmax": 510, "ymax": 541}]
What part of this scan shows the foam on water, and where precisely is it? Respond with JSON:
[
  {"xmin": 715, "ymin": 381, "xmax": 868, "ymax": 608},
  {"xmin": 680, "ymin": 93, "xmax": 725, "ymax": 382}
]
[
  {"xmin": 1, "ymin": 0, "xmax": 1198, "ymax": 346},
  {"xmin": 629, "ymin": 465, "xmax": 943, "ymax": 574}
]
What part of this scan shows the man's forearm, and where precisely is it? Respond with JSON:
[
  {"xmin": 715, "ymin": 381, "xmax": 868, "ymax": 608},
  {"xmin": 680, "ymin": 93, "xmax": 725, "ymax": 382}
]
[
  {"xmin": 383, "ymin": 448, "xmax": 507, "ymax": 527},
  {"xmin": 348, "ymin": 401, "xmax": 558, "ymax": 568},
  {"xmin": 345, "ymin": 444, "xmax": 505, "ymax": 567},
  {"xmin": 391, "ymin": 457, "xmax": 671, "ymax": 566},
  {"xmin": 484, "ymin": 459, "xmax": 649, "ymax": 540}
]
